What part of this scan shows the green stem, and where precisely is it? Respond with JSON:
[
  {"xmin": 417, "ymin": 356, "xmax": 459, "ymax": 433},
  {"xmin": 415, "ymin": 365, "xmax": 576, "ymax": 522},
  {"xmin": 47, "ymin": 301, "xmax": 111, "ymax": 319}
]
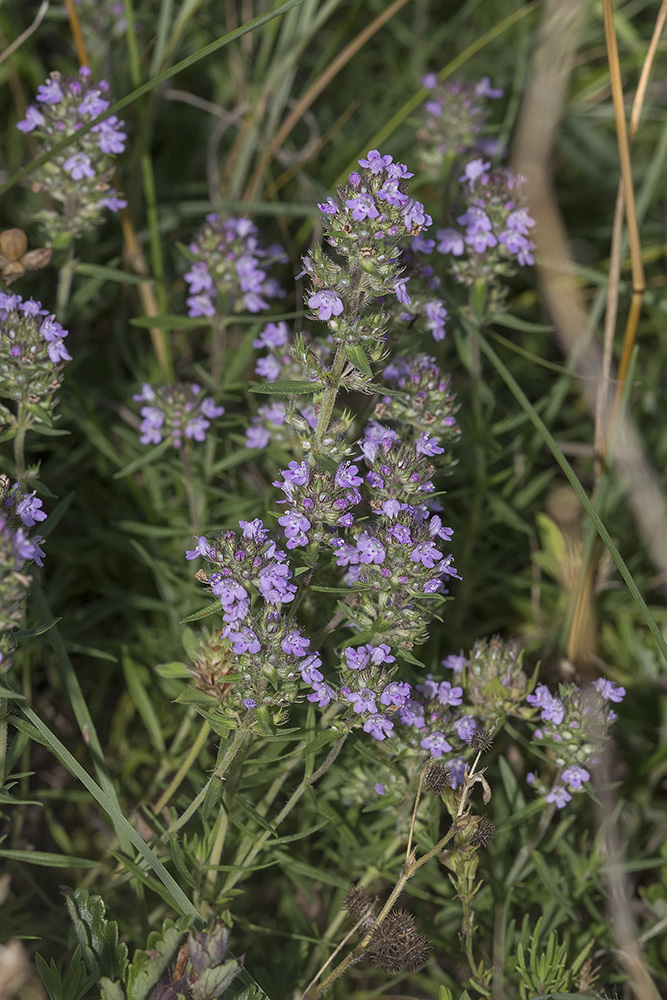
[
  {"xmin": 179, "ymin": 444, "xmax": 199, "ymax": 529},
  {"xmin": 152, "ymin": 720, "xmax": 211, "ymax": 816},
  {"xmin": 56, "ymin": 242, "xmax": 76, "ymax": 322},
  {"xmin": 162, "ymin": 725, "xmax": 250, "ymax": 839},
  {"xmin": 13, "ymin": 403, "xmax": 31, "ymax": 484}
]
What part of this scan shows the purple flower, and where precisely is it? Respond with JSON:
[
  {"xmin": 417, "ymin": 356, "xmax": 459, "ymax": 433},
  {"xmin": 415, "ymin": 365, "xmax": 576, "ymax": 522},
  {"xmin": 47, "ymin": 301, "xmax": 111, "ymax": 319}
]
[
  {"xmin": 185, "ymin": 535, "xmax": 214, "ymax": 560},
  {"xmin": 282, "ymin": 630, "xmax": 310, "ymax": 657},
  {"xmin": 301, "ymin": 654, "xmax": 324, "ymax": 685},
  {"xmin": 280, "ymin": 461, "xmax": 309, "ymax": 486},
  {"xmin": 437, "ymin": 681, "xmax": 463, "ymax": 707},
  {"xmin": 278, "ymin": 510, "xmax": 311, "ymax": 548},
  {"xmin": 63, "ymin": 153, "xmax": 96, "ymax": 180},
  {"xmin": 347, "ymin": 688, "xmax": 378, "ymax": 715},
  {"xmin": 36, "ymin": 79, "xmax": 64, "ymax": 104},
  {"xmin": 17, "ymin": 106, "xmax": 46, "ymax": 132},
  {"xmin": 420, "ymin": 731, "xmax": 453, "ymax": 758},
  {"xmin": 358, "ymin": 149, "xmax": 393, "ymax": 173},
  {"xmin": 255, "ymin": 355, "xmax": 281, "ymax": 381},
  {"xmin": 91, "ymin": 115, "xmax": 126, "ymax": 153},
  {"xmin": 394, "ymin": 277, "xmax": 412, "ymax": 305},
  {"xmin": 436, "ymin": 228, "xmax": 465, "ymax": 256},
  {"xmin": 184, "ymin": 262, "xmax": 214, "ymax": 294},
  {"xmin": 308, "ymin": 290, "xmax": 344, "ymax": 321},
  {"xmin": 562, "ymin": 765, "xmax": 590, "ymax": 789},
  {"xmin": 398, "ymin": 701, "xmax": 426, "ymax": 729},
  {"xmin": 442, "ymin": 652, "xmax": 467, "ymax": 673},
  {"xmin": 416, "ymin": 432, "xmax": 444, "ymax": 456},
  {"xmin": 424, "ymin": 299, "xmax": 447, "ymax": 341},
  {"xmin": 459, "ymin": 158, "xmax": 490, "ymax": 188},
  {"xmin": 357, "ymin": 534, "xmax": 386, "ymax": 565},
  {"xmin": 244, "ymin": 698, "xmax": 257, "ymax": 708},
  {"xmin": 78, "ymin": 90, "xmax": 111, "ymax": 116},
  {"xmin": 545, "ymin": 786, "xmax": 572, "ymax": 809},
  {"xmin": 185, "ymin": 416, "xmax": 211, "ymax": 441},
  {"xmin": 16, "ymin": 493, "xmax": 47, "ymax": 527},
  {"xmin": 592, "ymin": 679, "xmax": 626, "ymax": 703},
  {"xmin": 246, "ymin": 425, "xmax": 271, "ymax": 449},
  {"xmin": 200, "ymin": 398, "xmax": 224, "ymax": 419},
  {"xmin": 410, "ymin": 541, "xmax": 442, "ymax": 568},
  {"xmin": 257, "ymin": 562, "xmax": 297, "ymax": 604},
  {"xmin": 402, "ymin": 200, "xmax": 432, "ymax": 230},
  {"xmin": 380, "ymin": 681, "xmax": 412, "ymax": 708},
  {"xmin": 346, "ymin": 193, "xmax": 379, "ymax": 221},
  {"xmin": 335, "ymin": 462, "xmax": 363, "ymax": 489},
  {"xmin": 476, "ymin": 77, "xmax": 504, "ymax": 99},
  {"xmin": 454, "ymin": 715, "xmax": 477, "ymax": 741},
  {"xmin": 363, "ymin": 715, "xmax": 394, "ymax": 740},
  {"xmin": 527, "ymin": 684, "xmax": 565, "ymax": 725},
  {"xmin": 308, "ymin": 681, "xmax": 337, "ymax": 707},
  {"xmin": 252, "ymin": 321, "xmax": 289, "ymax": 348},
  {"xmin": 374, "ymin": 783, "xmax": 386, "ymax": 795},
  {"xmin": 227, "ymin": 626, "xmax": 261, "ymax": 655}
]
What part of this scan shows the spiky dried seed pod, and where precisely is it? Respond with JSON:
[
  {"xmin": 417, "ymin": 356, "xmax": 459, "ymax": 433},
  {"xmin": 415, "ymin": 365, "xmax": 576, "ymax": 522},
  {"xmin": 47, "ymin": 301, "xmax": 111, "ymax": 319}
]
[
  {"xmin": 424, "ymin": 764, "xmax": 452, "ymax": 794},
  {"xmin": 470, "ymin": 816, "xmax": 495, "ymax": 848},
  {"xmin": 367, "ymin": 910, "xmax": 432, "ymax": 972},
  {"xmin": 470, "ymin": 729, "xmax": 494, "ymax": 753},
  {"xmin": 343, "ymin": 886, "xmax": 378, "ymax": 931}
]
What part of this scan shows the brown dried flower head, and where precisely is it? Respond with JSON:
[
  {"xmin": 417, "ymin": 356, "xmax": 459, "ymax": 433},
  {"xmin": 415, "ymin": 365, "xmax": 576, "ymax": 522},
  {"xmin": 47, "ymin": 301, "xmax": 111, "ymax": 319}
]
[{"xmin": 0, "ymin": 229, "xmax": 52, "ymax": 284}]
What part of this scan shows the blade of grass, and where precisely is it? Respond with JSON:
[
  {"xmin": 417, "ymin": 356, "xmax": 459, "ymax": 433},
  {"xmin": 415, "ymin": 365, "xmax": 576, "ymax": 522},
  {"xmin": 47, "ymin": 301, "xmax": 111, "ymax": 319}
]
[{"xmin": 16, "ymin": 698, "xmax": 203, "ymax": 925}]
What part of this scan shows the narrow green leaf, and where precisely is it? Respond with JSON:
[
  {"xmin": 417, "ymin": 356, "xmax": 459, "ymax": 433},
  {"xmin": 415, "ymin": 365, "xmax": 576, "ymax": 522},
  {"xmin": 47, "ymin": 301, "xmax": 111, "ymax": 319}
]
[
  {"xmin": 113, "ymin": 440, "xmax": 172, "ymax": 479},
  {"xmin": 249, "ymin": 379, "xmax": 322, "ymax": 395},
  {"xmin": 74, "ymin": 263, "xmax": 149, "ymax": 285},
  {"xmin": 154, "ymin": 661, "xmax": 191, "ymax": 679},
  {"xmin": 13, "ymin": 618, "xmax": 62, "ymax": 640},
  {"xmin": 180, "ymin": 600, "xmax": 222, "ymax": 623},
  {"xmin": 344, "ymin": 343, "xmax": 373, "ymax": 378},
  {"xmin": 0, "ymin": 848, "xmax": 98, "ymax": 868},
  {"xmin": 121, "ymin": 649, "xmax": 166, "ymax": 754},
  {"xmin": 130, "ymin": 314, "xmax": 207, "ymax": 330}
]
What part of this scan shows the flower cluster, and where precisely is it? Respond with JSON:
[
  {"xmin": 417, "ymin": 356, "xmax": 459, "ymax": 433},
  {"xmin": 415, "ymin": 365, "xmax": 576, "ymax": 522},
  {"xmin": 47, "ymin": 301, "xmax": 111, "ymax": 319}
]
[
  {"xmin": 17, "ymin": 67, "xmax": 127, "ymax": 240},
  {"xmin": 359, "ymin": 422, "xmax": 442, "ymax": 507},
  {"xmin": 303, "ymin": 150, "xmax": 432, "ymax": 351},
  {"xmin": 416, "ymin": 74, "xmax": 503, "ymax": 175},
  {"xmin": 435, "ymin": 159, "xmax": 536, "ymax": 293},
  {"xmin": 383, "ymin": 237, "xmax": 449, "ymax": 342},
  {"xmin": 458, "ymin": 636, "xmax": 533, "ymax": 725},
  {"xmin": 0, "ymin": 476, "xmax": 47, "ymax": 667},
  {"xmin": 273, "ymin": 459, "xmax": 363, "ymax": 548},
  {"xmin": 526, "ymin": 679, "xmax": 626, "ymax": 808},
  {"xmin": 133, "ymin": 383, "xmax": 224, "ymax": 447},
  {"xmin": 379, "ymin": 354, "xmax": 460, "ymax": 450},
  {"xmin": 184, "ymin": 216, "xmax": 285, "ymax": 318},
  {"xmin": 0, "ymin": 292, "xmax": 71, "ymax": 419},
  {"xmin": 186, "ymin": 519, "xmax": 318, "ymax": 715},
  {"xmin": 331, "ymin": 505, "xmax": 459, "ymax": 649}
]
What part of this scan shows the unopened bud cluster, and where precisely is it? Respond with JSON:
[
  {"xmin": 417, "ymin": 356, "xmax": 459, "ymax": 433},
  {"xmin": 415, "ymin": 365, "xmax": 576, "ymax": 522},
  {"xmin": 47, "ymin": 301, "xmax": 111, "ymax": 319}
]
[
  {"xmin": 0, "ymin": 292, "xmax": 71, "ymax": 419},
  {"xmin": 17, "ymin": 67, "xmax": 127, "ymax": 241},
  {"xmin": 417, "ymin": 74, "xmax": 504, "ymax": 173}
]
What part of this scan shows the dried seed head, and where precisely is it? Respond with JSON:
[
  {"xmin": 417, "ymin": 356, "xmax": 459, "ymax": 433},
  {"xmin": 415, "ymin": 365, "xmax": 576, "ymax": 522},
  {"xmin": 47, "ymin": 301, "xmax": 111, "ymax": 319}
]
[
  {"xmin": 470, "ymin": 730, "xmax": 494, "ymax": 753},
  {"xmin": 343, "ymin": 886, "xmax": 378, "ymax": 931},
  {"xmin": 368, "ymin": 910, "xmax": 432, "ymax": 972},
  {"xmin": 470, "ymin": 816, "xmax": 495, "ymax": 848},
  {"xmin": 424, "ymin": 764, "xmax": 452, "ymax": 794}
]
